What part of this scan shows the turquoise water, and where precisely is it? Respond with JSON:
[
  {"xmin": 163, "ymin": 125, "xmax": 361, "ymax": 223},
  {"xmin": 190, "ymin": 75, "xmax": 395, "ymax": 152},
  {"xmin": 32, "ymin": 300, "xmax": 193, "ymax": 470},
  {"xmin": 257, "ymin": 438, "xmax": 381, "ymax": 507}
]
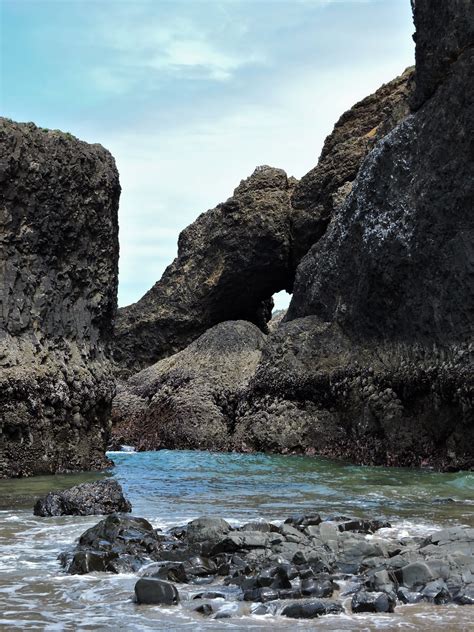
[{"xmin": 0, "ymin": 450, "xmax": 472, "ymax": 630}]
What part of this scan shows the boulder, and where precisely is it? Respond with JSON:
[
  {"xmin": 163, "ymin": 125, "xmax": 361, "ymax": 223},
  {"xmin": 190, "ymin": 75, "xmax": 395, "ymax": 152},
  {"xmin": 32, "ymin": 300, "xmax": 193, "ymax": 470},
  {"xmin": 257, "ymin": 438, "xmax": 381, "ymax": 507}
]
[
  {"xmin": 0, "ymin": 119, "xmax": 120, "ymax": 478},
  {"xmin": 62, "ymin": 514, "xmax": 162, "ymax": 574},
  {"xmin": 111, "ymin": 321, "xmax": 266, "ymax": 451},
  {"xmin": 351, "ymin": 591, "xmax": 396, "ymax": 613},
  {"xmin": 33, "ymin": 479, "xmax": 131, "ymax": 516},
  {"xmin": 134, "ymin": 578, "xmax": 180, "ymax": 605},
  {"xmin": 282, "ymin": 600, "xmax": 343, "ymax": 619}
]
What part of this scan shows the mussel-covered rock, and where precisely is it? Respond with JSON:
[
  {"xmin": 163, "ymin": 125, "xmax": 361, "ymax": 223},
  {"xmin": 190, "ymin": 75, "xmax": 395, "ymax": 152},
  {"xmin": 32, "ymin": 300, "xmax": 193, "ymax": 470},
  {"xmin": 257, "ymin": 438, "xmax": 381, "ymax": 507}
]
[{"xmin": 34, "ymin": 480, "xmax": 132, "ymax": 517}]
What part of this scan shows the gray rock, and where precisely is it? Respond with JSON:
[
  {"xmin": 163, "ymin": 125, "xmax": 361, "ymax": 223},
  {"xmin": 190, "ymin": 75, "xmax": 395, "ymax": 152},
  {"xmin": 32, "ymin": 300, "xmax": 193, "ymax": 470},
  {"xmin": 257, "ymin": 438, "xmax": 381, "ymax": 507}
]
[
  {"xmin": 400, "ymin": 562, "xmax": 436, "ymax": 588},
  {"xmin": 134, "ymin": 578, "xmax": 180, "ymax": 605},
  {"xmin": 33, "ymin": 480, "xmax": 131, "ymax": 516}
]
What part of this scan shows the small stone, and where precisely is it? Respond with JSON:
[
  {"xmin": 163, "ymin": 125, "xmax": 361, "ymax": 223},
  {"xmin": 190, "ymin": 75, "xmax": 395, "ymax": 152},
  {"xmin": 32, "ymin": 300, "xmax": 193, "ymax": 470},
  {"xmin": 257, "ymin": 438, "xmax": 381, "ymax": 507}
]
[{"xmin": 134, "ymin": 578, "xmax": 180, "ymax": 605}]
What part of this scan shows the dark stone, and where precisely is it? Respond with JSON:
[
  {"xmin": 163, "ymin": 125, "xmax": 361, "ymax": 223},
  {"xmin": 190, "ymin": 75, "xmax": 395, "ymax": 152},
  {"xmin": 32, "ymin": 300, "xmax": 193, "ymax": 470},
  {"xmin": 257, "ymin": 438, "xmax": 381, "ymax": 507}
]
[
  {"xmin": 421, "ymin": 580, "xmax": 452, "ymax": 604},
  {"xmin": 33, "ymin": 480, "xmax": 131, "ymax": 516},
  {"xmin": 243, "ymin": 587, "xmax": 279, "ymax": 603},
  {"xmin": 194, "ymin": 603, "xmax": 213, "ymax": 615},
  {"xmin": 282, "ymin": 600, "xmax": 343, "ymax": 619},
  {"xmin": 134, "ymin": 578, "xmax": 180, "ymax": 605},
  {"xmin": 143, "ymin": 562, "xmax": 188, "ymax": 583},
  {"xmin": 0, "ymin": 118, "xmax": 120, "ymax": 478},
  {"xmin": 301, "ymin": 578, "xmax": 334, "ymax": 598},
  {"xmin": 285, "ymin": 514, "xmax": 322, "ymax": 528},
  {"xmin": 337, "ymin": 519, "xmax": 391, "ymax": 534},
  {"xmin": 186, "ymin": 517, "xmax": 231, "ymax": 544},
  {"xmin": 62, "ymin": 514, "xmax": 162, "ymax": 574},
  {"xmin": 351, "ymin": 591, "xmax": 395, "ymax": 613},
  {"xmin": 397, "ymin": 587, "xmax": 424, "ymax": 604}
]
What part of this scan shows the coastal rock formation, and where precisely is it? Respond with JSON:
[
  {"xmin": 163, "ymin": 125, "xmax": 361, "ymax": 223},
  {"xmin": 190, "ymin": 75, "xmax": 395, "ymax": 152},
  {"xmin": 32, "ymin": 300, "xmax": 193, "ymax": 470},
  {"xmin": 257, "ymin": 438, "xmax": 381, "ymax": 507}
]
[
  {"xmin": 0, "ymin": 119, "xmax": 120, "ymax": 477},
  {"xmin": 290, "ymin": 67, "xmax": 413, "ymax": 263},
  {"xmin": 114, "ymin": 69, "xmax": 413, "ymax": 375},
  {"xmin": 237, "ymin": 0, "xmax": 474, "ymax": 469},
  {"xmin": 114, "ymin": 167, "xmax": 294, "ymax": 375},
  {"xmin": 33, "ymin": 479, "xmax": 132, "ymax": 516},
  {"xmin": 111, "ymin": 321, "xmax": 266, "ymax": 451}
]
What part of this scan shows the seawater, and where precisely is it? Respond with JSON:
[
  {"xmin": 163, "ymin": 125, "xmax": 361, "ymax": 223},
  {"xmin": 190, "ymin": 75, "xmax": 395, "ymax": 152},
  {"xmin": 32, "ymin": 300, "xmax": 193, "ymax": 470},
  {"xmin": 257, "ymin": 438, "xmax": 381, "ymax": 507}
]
[{"xmin": 0, "ymin": 450, "xmax": 472, "ymax": 631}]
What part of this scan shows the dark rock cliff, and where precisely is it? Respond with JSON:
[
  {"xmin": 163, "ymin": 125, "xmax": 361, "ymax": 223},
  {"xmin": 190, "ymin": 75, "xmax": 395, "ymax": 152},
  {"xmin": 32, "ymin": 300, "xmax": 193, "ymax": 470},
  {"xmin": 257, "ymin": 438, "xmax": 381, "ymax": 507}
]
[
  {"xmin": 112, "ymin": 1, "xmax": 473, "ymax": 470},
  {"xmin": 114, "ymin": 70, "xmax": 413, "ymax": 376},
  {"xmin": 0, "ymin": 119, "xmax": 120, "ymax": 477},
  {"xmin": 114, "ymin": 167, "xmax": 294, "ymax": 375},
  {"xmin": 238, "ymin": 0, "xmax": 474, "ymax": 469}
]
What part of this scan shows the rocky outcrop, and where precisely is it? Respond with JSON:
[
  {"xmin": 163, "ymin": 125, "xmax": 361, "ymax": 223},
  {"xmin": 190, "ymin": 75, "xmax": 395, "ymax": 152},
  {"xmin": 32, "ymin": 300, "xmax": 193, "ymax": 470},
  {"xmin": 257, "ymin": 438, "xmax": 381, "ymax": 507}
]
[
  {"xmin": 0, "ymin": 119, "xmax": 120, "ymax": 477},
  {"xmin": 290, "ymin": 67, "xmax": 414, "ymax": 263},
  {"xmin": 237, "ymin": 0, "xmax": 474, "ymax": 469},
  {"xmin": 114, "ymin": 69, "xmax": 413, "ymax": 375},
  {"xmin": 111, "ymin": 321, "xmax": 266, "ymax": 451},
  {"xmin": 33, "ymin": 479, "xmax": 131, "ymax": 516},
  {"xmin": 114, "ymin": 167, "xmax": 294, "ymax": 375}
]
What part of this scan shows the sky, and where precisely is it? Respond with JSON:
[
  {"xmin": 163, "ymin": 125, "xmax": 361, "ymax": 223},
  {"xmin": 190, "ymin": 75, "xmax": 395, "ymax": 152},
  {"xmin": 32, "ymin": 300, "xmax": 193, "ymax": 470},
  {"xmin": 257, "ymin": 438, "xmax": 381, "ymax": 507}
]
[{"xmin": 1, "ymin": 0, "xmax": 415, "ymax": 310}]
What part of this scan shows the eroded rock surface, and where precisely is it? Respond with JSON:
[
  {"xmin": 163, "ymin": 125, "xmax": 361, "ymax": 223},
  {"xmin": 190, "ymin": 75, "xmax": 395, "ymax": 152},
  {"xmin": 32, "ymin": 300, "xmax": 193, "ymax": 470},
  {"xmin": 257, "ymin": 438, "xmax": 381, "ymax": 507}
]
[
  {"xmin": 0, "ymin": 119, "xmax": 120, "ymax": 477},
  {"xmin": 114, "ymin": 168, "xmax": 294, "ymax": 375},
  {"xmin": 111, "ymin": 321, "xmax": 266, "ymax": 451},
  {"xmin": 260, "ymin": 0, "xmax": 474, "ymax": 469}
]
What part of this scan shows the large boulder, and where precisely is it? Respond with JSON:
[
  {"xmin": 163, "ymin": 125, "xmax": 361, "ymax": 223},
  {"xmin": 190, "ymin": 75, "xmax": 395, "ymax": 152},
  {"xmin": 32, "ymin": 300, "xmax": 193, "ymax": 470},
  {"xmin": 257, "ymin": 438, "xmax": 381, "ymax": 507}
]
[
  {"xmin": 33, "ymin": 479, "xmax": 132, "ymax": 516},
  {"xmin": 235, "ymin": 0, "xmax": 474, "ymax": 469},
  {"xmin": 111, "ymin": 320, "xmax": 266, "ymax": 451},
  {"xmin": 0, "ymin": 119, "xmax": 120, "ymax": 477}
]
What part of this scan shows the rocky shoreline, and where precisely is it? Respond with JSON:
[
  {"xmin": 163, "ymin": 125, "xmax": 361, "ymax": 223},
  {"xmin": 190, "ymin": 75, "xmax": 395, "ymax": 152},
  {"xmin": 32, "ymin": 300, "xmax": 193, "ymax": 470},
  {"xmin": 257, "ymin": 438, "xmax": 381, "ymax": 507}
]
[{"xmin": 57, "ymin": 508, "xmax": 474, "ymax": 622}]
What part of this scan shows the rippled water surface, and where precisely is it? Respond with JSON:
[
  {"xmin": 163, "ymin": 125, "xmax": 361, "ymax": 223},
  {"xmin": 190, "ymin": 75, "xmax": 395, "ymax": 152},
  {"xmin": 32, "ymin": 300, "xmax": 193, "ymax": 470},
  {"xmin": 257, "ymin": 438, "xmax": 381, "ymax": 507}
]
[{"xmin": 0, "ymin": 450, "xmax": 473, "ymax": 630}]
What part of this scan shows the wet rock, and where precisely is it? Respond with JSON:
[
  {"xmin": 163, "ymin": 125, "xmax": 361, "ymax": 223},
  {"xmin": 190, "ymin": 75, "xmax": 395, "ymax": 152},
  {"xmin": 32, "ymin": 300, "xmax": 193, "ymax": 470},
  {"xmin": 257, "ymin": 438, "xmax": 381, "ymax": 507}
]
[
  {"xmin": 351, "ymin": 590, "xmax": 396, "ymax": 613},
  {"xmin": 399, "ymin": 562, "xmax": 435, "ymax": 588},
  {"xmin": 62, "ymin": 514, "xmax": 162, "ymax": 574},
  {"xmin": 186, "ymin": 517, "xmax": 231, "ymax": 544},
  {"xmin": 192, "ymin": 591, "xmax": 225, "ymax": 600},
  {"xmin": 397, "ymin": 587, "xmax": 424, "ymax": 604},
  {"xmin": 0, "ymin": 118, "xmax": 120, "ymax": 478},
  {"xmin": 282, "ymin": 599, "xmax": 343, "ymax": 619},
  {"xmin": 33, "ymin": 480, "xmax": 132, "ymax": 517},
  {"xmin": 301, "ymin": 578, "xmax": 334, "ymax": 598},
  {"xmin": 421, "ymin": 579, "xmax": 451, "ymax": 604},
  {"xmin": 134, "ymin": 578, "xmax": 180, "ymax": 605},
  {"xmin": 142, "ymin": 562, "xmax": 188, "ymax": 583},
  {"xmin": 337, "ymin": 519, "xmax": 391, "ymax": 534},
  {"xmin": 194, "ymin": 603, "xmax": 214, "ymax": 615}
]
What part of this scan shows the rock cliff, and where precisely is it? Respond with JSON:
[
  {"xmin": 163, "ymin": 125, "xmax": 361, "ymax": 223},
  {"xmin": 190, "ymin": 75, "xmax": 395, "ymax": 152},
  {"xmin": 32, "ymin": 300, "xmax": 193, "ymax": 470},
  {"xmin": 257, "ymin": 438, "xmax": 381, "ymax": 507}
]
[
  {"xmin": 238, "ymin": 0, "xmax": 474, "ymax": 469},
  {"xmin": 0, "ymin": 119, "xmax": 120, "ymax": 477},
  {"xmin": 115, "ymin": 69, "xmax": 413, "ymax": 375}
]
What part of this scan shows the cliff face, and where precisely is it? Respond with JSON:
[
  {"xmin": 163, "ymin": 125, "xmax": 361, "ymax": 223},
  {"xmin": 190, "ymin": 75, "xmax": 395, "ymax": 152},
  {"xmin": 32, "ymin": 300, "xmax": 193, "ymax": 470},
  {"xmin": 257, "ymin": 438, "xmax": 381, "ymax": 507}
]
[
  {"xmin": 0, "ymin": 119, "xmax": 120, "ymax": 477},
  {"xmin": 239, "ymin": 0, "xmax": 474, "ymax": 469},
  {"xmin": 114, "ymin": 167, "xmax": 295, "ymax": 375},
  {"xmin": 114, "ymin": 70, "xmax": 413, "ymax": 376}
]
